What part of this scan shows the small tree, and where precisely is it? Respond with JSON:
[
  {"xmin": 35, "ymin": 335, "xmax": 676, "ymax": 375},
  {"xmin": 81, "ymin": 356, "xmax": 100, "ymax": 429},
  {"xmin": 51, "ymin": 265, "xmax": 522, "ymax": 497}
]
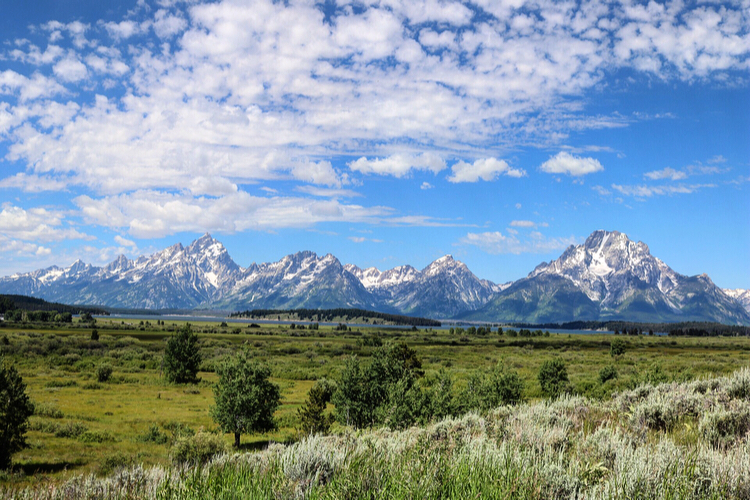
[
  {"xmin": 164, "ymin": 325, "xmax": 202, "ymax": 384},
  {"xmin": 0, "ymin": 356, "xmax": 34, "ymax": 469},
  {"xmin": 538, "ymin": 358, "xmax": 569, "ymax": 399},
  {"xmin": 298, "ymin": 379, "xmax": 336, "ymax": 435},
  {"xmin": 610, "ymin": 338, "xmax": 626, "ymax": 358},
  {"xmin": 211, "ymin": 351, "xmax": 280, "ymax": 447},
  {"xmin": 96, "ymin": 363, "xmax": 113, "ymax": 383}
]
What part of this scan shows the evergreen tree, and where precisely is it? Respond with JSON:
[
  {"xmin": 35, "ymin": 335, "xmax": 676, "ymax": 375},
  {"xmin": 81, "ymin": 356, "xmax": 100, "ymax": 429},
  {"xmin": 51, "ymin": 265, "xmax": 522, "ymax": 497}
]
[
  {"xmin": 210, "ymin": 351, "xmax": 280, "ymax": 447},
  {"xmin": 538, "ymin": 358, "xmax": 570, "ymax": 399},
  {"xmin": 0, "ymin": 356, "xmax": 34, "ymax": 470},
  {"xmin": 164, "ymin": 324, "xmax": 202, "ymax": 384},
  {"xmin": 297, "ymin": 379, "xmax": 335, "ymax": 435}
]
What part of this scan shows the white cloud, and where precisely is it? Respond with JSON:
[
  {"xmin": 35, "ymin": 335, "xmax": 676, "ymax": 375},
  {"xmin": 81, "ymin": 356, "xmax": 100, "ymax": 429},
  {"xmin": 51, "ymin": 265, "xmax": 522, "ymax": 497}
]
[
  {"xmin": 349, "ymin": 153, "xmax": 446, "ymax": 178},
  {"xmin": 539, "ymin": 152, "xmax": 603, "ymax": 176},
  {"xmin": 0, "ymin": 205, "xmax": 91, "ymax": 242},
  {"xmin": 420, "ymin": 182, "xmax": 434, "ymax": 190},
  {"xmin": 459, "ymin": 231, "xmax": 577, "ymax": 254},
  {"xmin": 447, "ymin": 158, "xmax": 525, "ymax": 183},
  {"xmin": 510, "ymin": 220, "xmax": 548, "ymax": 228},
  {"xmin": 0, "ymin": 173, "xmax": 70, "ymax": 192},
  {"xmin": 295, "ymin": 186, "xmax": 362, "ymax": 198},
  {"xmin": 52, "ymin": 55, "xmax": 88, "ymax": 83},
  {"xmin": 114, "ymin": 235, "xmax": 137, "ymax": 248},
  {"xmin": 73, "ymin": 190, "xmax": 392, "ymax": 238},
  {"xmin": 592, "ymin": 185, "xmax": 611, "ymax": 196},
  {"xmin": 348, "ymin": 236, "xmax": 383, "ymax": 243},
  {"xmin": 612, "ymin": 183, "xmax": 716, "ymax": 197},
  {"xmin": 644, "ymin": 167, "xmax": 687, "ymax": 181}
]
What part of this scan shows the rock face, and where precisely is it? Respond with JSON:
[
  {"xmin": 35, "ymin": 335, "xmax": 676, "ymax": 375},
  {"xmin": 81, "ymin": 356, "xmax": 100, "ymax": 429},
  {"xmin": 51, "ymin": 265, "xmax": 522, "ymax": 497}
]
[
  {"xmin": 463, "ymin": 230, "xmax": 750, "ymax": 325},
  {"xmin": 724, "ymin": 289, "xmax": 750, "ymax": 315},
  {"xmin": 0, "ymin": 230, "xmax": 747, "ymax": 324}
]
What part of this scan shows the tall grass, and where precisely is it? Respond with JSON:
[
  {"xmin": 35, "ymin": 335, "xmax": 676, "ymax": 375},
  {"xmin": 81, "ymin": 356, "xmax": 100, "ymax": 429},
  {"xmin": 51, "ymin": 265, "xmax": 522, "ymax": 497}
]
[{"xmin": 6, "ymin": 368, "xmax": 750, "ymax": 499}]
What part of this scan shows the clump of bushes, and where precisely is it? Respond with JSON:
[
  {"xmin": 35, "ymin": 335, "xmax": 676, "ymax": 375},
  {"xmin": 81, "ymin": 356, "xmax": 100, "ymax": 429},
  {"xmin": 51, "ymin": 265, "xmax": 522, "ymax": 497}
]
[
  {"xmin": 33, "ymin": 402, "xmax": 64, "ymax": 419},
  {"xmin": 137, "ymin": 424, "xmax": 169, "ymax": 445},
  {"xmin": 599, "ymin": 365, "xmax": 618, "ymax": 384},
  {"xmin": 699, "ymin": 403, "xmax": 750, "ymax": 448},
  {"xmin": 538, "ymin": 358, "xmax": 569, "ymax": 398},
  {"xmin": 96, "ymin": 363, "xmax": 113, "ymax": 383},
  {"xmin": 171, "ymin": 430, "xmax": 228, "ymax": 465}
]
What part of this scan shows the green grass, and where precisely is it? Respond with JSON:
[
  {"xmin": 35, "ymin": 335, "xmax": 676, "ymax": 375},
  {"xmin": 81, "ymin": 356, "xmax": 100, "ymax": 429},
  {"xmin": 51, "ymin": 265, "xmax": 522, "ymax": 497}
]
[{"xmin": 2, "ymin": 318, "xmax": 750, "ymax": 488}]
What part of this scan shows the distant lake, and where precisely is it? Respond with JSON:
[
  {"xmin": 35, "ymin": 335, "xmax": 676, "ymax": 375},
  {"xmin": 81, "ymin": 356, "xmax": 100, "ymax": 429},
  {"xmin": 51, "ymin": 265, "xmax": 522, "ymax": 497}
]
[{"xmin": 101, "ymin": 313, "xmax": 622, "ymax": 335}]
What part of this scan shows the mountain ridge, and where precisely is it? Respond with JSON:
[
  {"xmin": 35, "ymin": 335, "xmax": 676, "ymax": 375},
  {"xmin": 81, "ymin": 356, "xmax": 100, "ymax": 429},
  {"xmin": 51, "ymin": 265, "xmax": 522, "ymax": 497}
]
[{"xmin": 1, "ymin": 231, "xmax": 748, "ymax": 324}]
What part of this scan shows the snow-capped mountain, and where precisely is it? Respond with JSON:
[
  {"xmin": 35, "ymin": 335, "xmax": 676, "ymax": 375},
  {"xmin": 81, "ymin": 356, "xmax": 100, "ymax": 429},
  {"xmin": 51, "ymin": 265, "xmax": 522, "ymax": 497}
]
[
  {"xmin": 0, "ymin": 234, "xmax": 241, "ymax": 309},
  {"xmin": 215, "ymin": 251, "xmax": 380, "ymax": 311},
  {"xmin": 346, "ymin": 256, "xmax": 501, "ymax": 319},
  {"xmin": 0, "ymin": 230, "xmax": 747, "ymax": 324},
  {"xmin": 724, "ymin": 289, "xmax": 750, "ymax": 315},
  {"xmin": 463, "ymin": 230, "xmax": 750, "ymax": 324}
]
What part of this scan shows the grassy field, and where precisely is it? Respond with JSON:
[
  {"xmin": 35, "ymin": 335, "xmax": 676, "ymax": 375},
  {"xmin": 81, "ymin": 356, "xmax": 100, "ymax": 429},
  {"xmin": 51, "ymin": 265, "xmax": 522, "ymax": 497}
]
[{"xmin": 2, "ymin": 317, "xmax": 750, "ymax": 491}]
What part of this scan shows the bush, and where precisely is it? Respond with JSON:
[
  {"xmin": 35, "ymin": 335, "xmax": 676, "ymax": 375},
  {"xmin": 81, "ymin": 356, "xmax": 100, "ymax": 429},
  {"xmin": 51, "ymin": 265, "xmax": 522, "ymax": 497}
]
[
  {"xmin": 699, "ymin": 404, "xmax": 750, "ymax": 448},
  {"xmin": 98, "ymin": 453, "xmax": 131, "ymax": 476},
  {"xmin": 610, "ymin": 338, "xmax": 625, "ymax": 357},
  {"xmin": 79, "ymin": 430, "xmax": 116, "ymax": 443},
  {"xmin": 96, "ymin": 363, "xmax": 113, "ymax": 383},
  {"xmin": 538, "ymin": 358, "xmax": 569, "ymax": 399},
  {"xmin": 599, "ymin": 365, "xmax": 618, "ymax": 384},
  {"xmin": 54, "ymin": 421, "xmax": 88, "ymax": 438},
  {"xmin": 171, "ymin": 431, "xmax": 228, "ymax": 465},
  {"xmin": 90, "ymin": 330, "xmax": 99, "ymax": 341},
  {"xmin": 463, "ymin": 363, "xmax": 525, "ymax": 412},
  {"xmin": 137, "ymin": 424, "xmax": 169, "ymax": 444},
  {"xmin": 33, "ymin": 402, "xmax": 64, "ymax": 419}
]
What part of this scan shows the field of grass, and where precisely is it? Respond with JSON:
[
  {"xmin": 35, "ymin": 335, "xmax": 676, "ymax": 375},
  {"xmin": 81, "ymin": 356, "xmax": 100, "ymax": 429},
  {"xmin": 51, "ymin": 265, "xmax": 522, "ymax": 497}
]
[{"xmin": 2, "ymin": 317, "xmax": 750, "ymax": 495}]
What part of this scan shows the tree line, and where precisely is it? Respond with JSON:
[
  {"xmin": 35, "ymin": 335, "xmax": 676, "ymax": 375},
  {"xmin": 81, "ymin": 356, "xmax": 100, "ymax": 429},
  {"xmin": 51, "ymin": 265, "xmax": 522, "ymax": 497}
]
[
  {"xmin": 230, "ymin": 308, "xmax": 441, "ymax": 327},
  {"xmin": 511, "ymin": 320, "xmax": 749, "ymax": 337},
  {"xmin": 0, "ymin": 294, "xmax": 108, "ymax": 316}
]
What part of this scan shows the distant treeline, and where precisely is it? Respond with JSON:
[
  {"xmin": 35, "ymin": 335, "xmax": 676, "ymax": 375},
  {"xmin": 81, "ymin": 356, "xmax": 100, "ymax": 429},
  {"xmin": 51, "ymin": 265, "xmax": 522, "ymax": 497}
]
[
  {"xmin": 230, "ymin": 308, "xmax": 441, "ymax": 327},
  {"xmin": 511, "ymin": 320, "xmax": 750, "ymax": 337},
  {"xmin": 0, "ymin": 294, "xmax": 108, "ymax": 316}
]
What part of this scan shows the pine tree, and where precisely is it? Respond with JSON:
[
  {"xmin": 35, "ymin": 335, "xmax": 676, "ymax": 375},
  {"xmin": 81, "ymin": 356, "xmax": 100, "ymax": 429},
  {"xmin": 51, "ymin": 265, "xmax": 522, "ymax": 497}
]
[{"xmin": 0, "ymin": 356, "xmax": 34, "ymax": 470}]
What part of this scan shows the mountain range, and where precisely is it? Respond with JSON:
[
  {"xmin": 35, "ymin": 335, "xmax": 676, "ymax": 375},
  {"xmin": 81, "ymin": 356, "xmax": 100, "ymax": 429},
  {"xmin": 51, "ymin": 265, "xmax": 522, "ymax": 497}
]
[{"xmin": 1, "ymin": 230, "xmax": 748, "ymax": 324}]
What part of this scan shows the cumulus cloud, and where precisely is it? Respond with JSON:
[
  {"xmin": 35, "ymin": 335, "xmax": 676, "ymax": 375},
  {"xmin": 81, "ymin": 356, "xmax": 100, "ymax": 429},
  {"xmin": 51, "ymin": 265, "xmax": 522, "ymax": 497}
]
[
  {"xmin": 447, "ymin": 158, "xmax": 525, "ymax": 183},
  {"xmin": 0, "ymin": 205, "xmax": 91, "ymax": 242},
  {"xmin": 114, "ymin": 235, "xmax": 137, "ymax": 248},
  {"xmin": 420, "ymin": 182, "xmax": 434, "ymax": 190},
  {"xmin": 459, "ymin": 230, "xmax": 577, "ymax": 254},
  {"xmin": 540, "ymin": 152, "xmax": 604, "ymax": 176},
  {"xmin": 349, "ymin": 153, "xmax": 446, "ymax": 178}
]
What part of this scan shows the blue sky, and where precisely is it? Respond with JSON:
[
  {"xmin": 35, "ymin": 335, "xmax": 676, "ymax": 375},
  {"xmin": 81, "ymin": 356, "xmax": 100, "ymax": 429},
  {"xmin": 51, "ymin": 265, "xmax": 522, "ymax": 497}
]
[{"xmin": 0, "ymin": 0, "xmax": 748, "ymax": 288}]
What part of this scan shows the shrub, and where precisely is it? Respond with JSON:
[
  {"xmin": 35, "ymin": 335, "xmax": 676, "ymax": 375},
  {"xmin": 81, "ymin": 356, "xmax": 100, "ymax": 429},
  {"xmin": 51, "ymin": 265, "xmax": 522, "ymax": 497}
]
[
  {"xmin": 79, "ymin": 430, "xmax": 116, "ymax": 443},
  {"xmin": 54, "ymin": 421, "xmax": 88, "ymax": 438},
  {"xmin": 33, "ymin": 402, "xmax": 64, "ymax": 419},
  {"xmin": 90, "ymin": 330, "xmax": 99, "ymax": 341},
  {"xmin": 610, "ymin": 338, "xmax": 625, "ymax": 357},
  {"xmin": 699, "ymin": 404, "xmax": 750, "ymax": 448},
  {"xmin": 96, "ymin": 363, "xmax": 113, "ymax": 383},
  {"xmin": 98, "ymin": 453, "xmax": 131, "ymax": 476},
  {"xmin": 137, "ymin": 424, "xmax": 169, "ymax": 444},
  {"xmin": 538, "ymin": 358, "xmax": 570, "ymax": 399},
  {"xmin": 599, "ymin": 365, "xmax": 618, "ymax": 384},
  {"xmin": 171, "ymin": 431, "xmax": 228, "ymax": 465}
]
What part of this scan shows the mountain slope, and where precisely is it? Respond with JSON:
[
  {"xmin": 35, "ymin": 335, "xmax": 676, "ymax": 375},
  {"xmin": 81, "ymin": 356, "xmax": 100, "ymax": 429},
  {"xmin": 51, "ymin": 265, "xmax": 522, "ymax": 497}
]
[{"xmin": 464, "ymin": 230, "xmax": 750, "ymax": 324}]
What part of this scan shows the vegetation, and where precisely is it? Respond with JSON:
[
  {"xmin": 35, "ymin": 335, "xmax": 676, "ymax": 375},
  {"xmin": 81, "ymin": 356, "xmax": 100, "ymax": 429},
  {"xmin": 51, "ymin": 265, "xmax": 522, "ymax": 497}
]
[
  {"xmin": 6, "ymin": 368, "xmax": 750, "ymax": 498},
  {"xmin": 2, "ymin": 316, "xmax": 750, "ymax": 493},
  {"xmin": 512, "ymin": 319, "xmax": 750, "ymax": 336},
  {"xmin": 538, "ymin": 358, "xmax": 570, "ymax": 398},
  {"xmin": 163, "ymin": 325, "xmax": 202, "ymax": 384},
  {"xmin": 297, "ymin": 378, "xmax": 335, "ymax": 435},
  {"xmin": 230, "ymin": 308, "xmax": 441, "ymax": 327},
  {"xmin": 0, "ymin": 356, "xmax": 34, "ymax": 469},
  {"xmin": 210, "ymin": 351, "xmax": 280, "ymax": 447}
]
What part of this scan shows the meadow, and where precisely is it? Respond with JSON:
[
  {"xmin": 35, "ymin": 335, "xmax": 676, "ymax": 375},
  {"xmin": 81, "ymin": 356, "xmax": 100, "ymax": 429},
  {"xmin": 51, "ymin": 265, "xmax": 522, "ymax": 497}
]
[{"xmin": 2, "ymin": 317, "xmax": 750, "ymax": 497}]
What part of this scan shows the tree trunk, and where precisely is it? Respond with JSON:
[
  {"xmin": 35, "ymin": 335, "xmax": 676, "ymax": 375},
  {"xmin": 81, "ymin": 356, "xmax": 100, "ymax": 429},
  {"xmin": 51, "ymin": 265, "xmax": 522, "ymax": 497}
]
[{"xmin": 235, "ymin": 432, "xmax": 241, "ymax": 448}]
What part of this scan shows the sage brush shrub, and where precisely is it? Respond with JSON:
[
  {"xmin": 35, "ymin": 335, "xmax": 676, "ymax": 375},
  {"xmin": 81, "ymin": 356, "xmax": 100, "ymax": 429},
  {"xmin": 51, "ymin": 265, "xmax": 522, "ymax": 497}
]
[
  {"xmin": 170, "ymin": 431, "xmax": 228, "ymax": 465},
  {"xmin": 96, "ymin": 362, "xmax": 113, "ymax": 383},
  {"xmin": 699, "ymin": 403, "xmax": 750, "ymax": 448}
]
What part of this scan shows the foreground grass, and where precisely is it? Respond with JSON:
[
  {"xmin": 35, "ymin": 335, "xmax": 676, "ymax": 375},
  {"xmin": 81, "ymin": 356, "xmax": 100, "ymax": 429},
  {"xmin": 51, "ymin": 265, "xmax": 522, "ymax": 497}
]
[
  {"xmin": 6, "ymin": 367, "xmax": 750, "ymax": 499},
  {"xmin": 2, "ymin": 319, "xmax": 750, "ymax": 488}
]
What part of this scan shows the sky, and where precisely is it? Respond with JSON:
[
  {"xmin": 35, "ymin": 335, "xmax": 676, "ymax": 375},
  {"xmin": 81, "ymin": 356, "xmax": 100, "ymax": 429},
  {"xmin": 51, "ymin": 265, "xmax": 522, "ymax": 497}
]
[{"xmin": 0, "ymin": 0, "xmax": 748, "ymax": 288}]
